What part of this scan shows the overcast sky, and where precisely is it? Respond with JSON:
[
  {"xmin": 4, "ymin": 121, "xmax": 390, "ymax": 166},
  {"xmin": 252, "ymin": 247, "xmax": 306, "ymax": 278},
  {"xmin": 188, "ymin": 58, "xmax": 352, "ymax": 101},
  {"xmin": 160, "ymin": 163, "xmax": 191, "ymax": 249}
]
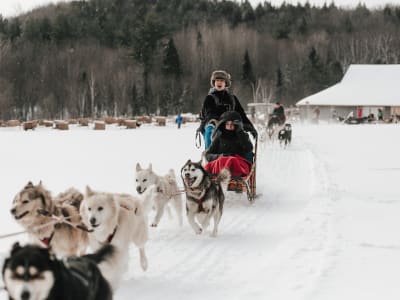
[{"xmin": 1, "ymin": 0, "xmax": 400, "ymax": 17}]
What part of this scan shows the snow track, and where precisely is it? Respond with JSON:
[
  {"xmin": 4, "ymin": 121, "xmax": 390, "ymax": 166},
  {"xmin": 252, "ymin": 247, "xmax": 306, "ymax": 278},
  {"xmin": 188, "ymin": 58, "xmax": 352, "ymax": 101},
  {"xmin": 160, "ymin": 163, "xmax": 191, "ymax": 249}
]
[{"xmin": 116, "ymin": 128, "xmax": 337, "ymax": 300}]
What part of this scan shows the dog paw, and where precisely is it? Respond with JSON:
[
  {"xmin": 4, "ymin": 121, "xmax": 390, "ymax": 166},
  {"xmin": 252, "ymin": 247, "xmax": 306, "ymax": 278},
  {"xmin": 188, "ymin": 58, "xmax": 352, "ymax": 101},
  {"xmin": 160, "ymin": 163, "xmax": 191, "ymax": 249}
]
[
  {"xmin": 150, "ymin": 223, "xmax": 158, "ymax": 227},
  {"xmin": 202, "ymin": 222, "xmax": 210, "ymax": 229},
  {"xmin": 141, "ymin": 260, "xmax": 148, "ymax": 271},
  {"xmin": 195, "ymin": 228, "xmax": 202, "ymax": 235}
]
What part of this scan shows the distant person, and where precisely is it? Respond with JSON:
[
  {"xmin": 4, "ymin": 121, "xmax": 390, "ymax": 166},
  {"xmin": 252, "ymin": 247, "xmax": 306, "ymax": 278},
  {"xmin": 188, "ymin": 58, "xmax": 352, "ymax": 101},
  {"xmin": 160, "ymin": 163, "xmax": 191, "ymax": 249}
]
[
  {"xmin": 331, "ymin": 110, "xmax": 338, "ymax": 122},
  {"xmin": 357, "ymin": 107, "xmax": 363, "ymax": 118},
  {"xmin": 378, "ymin": 108, "xmax": 383, "ymax": 121},
  {"xmin": 268, "ymin": 102, "xmax": 286, "ymax": 127},
  {"xmin": 313, "ymin": 106, "xmax": 320, "ymax": 123},
  {"xmin": 197, "ymin": 70, "xmax": 257, "ymax": 149},
  {"xmin": 176, "ymin": 114, "xmax": 183, "ymax": 129}
]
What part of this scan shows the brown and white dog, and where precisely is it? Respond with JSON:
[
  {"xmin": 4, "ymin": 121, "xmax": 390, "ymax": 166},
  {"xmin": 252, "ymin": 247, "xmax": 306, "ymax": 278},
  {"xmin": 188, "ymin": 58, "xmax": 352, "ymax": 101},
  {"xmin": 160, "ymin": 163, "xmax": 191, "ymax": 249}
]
[{"xmin": 10, "ymin": 181, "xmax": 88, "ymax": 257}]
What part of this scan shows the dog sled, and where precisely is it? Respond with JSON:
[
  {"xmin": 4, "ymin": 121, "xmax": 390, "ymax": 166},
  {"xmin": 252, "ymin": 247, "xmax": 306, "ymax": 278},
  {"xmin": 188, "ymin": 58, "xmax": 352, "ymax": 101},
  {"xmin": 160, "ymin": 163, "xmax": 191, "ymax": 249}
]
[
  {"xmin": 197, "ymin": 132, "xmax": 258, "ymax": 203},
  {"xmin": 225, "ymin": 137, "xmax": 258, "ymax": 203}
]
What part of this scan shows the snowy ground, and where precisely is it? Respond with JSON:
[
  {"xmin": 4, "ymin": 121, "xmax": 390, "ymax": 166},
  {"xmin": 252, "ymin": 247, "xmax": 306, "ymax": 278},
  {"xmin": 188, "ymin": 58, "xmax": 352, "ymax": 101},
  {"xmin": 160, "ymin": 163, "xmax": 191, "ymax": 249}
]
[{"xmin": 0, "ymin": 121, "xmax": 399, "ymax": 299}]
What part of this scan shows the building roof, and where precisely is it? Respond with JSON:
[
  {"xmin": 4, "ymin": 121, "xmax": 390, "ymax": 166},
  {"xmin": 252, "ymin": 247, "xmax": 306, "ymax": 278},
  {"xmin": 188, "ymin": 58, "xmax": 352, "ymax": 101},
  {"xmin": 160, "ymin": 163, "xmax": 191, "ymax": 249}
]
[{"xmin": 296, "ymin": 65, "xmax": 400, "ymax": 107}]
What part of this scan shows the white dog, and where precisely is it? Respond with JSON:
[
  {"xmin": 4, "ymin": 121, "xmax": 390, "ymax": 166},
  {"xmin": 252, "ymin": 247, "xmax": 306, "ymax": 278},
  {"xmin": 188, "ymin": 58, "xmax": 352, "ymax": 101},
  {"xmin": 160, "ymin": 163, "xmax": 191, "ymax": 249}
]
[
  {"xmin": 80, "ymin": 186, "xmax": 152, "ymax": 289},
  {"xmin": 135, "ymin": 163, "xmax": 183, "ymax": 227}
]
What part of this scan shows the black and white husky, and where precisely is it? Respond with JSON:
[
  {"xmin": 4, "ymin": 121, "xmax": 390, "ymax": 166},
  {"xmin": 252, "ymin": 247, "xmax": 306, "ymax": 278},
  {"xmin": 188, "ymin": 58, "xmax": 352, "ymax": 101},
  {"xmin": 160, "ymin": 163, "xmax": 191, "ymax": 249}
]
[
  {"xmin": 278, "ymin": 123, "xmax": 292, "ymax": 147},
  {"xmin": 180, "ymin": 160, "xmax": 230, "ymax": 237},
  {"xmin": 2, "ymin": 242, "xmax": 113, "ymax": 300}
]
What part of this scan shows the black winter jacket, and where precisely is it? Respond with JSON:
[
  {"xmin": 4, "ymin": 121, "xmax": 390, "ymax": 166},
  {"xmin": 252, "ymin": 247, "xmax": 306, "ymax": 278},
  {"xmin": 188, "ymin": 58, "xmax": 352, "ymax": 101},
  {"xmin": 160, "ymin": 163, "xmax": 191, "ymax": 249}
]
[
  {"xmin": 206, "ymin": 129, "xmax": 253, "ymax": 162},
  {"xmin": 199, "ymin": 89, "xmax": 256, "ymax": 134}
]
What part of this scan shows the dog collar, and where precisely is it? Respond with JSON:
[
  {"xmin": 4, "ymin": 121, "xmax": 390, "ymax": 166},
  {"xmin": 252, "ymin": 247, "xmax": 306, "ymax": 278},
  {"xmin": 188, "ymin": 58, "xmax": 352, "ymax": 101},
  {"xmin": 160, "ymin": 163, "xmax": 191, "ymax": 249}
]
[
  {"xmin": 40, "ymin": 231, "xmax": 54, "ymax": 247},
  {"xmin": 105, "ymin": 226, "xmax": 118, "ymax": 244}
]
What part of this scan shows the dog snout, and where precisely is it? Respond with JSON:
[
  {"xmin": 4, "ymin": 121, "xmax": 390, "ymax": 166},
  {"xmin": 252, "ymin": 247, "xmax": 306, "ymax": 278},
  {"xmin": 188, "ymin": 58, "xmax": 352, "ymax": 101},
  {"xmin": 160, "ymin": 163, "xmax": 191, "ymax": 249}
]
[
  {"xmin": 184, "ymin": 173, "xmax": 190, "ymax": 178},
  {"xmin": 10, "ymin": 208, "xmax": 16, "ymax": 215},
  {"xmin": 89, "ymin": 217, "xmax": 97, "ymax": 225},
  {"xmin": 21, "ymin": 290, "xmax": 30, "ymax": 300},
  {"xmin": 136, "ymin": 186, "xmax": 142, "ymax": 194}
]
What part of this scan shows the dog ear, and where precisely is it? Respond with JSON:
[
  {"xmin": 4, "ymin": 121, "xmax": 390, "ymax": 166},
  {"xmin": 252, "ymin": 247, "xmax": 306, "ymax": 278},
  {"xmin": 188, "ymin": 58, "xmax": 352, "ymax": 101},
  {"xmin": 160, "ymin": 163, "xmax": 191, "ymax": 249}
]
[
  {"xmin": 136, "ymin": 163, "xmax": 142, "ymax": 172},
  {"xmin": 148, "ymin": 163, "xmax": 152, "ymax": 172},
  {"xmin": 10, "ymin": 242, "xmax": 21, "ymax": 255},
  {"xmin": 24, "ymin": 181, "xmax": 34, "ymax": 189},
  {"xmin": 85, "ymin": 186, "xmax": 95, "ymax": 197}
]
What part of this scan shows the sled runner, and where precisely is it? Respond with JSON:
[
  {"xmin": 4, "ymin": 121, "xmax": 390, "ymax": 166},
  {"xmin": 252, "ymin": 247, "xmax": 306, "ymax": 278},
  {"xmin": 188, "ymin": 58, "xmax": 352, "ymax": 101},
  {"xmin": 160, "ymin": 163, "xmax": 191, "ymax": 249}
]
[{"xmin": 225, "ymin": 137, "xmax": 257, "ymax": 202}]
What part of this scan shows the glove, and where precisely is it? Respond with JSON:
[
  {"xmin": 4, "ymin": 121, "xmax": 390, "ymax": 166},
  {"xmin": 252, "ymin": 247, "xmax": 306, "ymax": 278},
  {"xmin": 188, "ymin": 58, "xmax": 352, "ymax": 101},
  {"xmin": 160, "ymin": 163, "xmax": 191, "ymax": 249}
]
[
  {"xmin": 196, "ymin": 125, "xmax": 204, "ymax": 134},
  {"xmin": 250, "ymin": 128, "xmax": 258, "ymax": 139}
]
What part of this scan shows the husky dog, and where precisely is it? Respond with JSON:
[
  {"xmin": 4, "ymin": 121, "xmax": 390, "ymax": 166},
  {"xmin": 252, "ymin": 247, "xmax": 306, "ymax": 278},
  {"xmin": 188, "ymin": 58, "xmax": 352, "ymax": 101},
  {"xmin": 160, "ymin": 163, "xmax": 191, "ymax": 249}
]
[
  {"xmin": 2, "ymin": 242, "xmax": 113, "ymax": 300},
  {"xmin": 278, "ymin": 123, "xmax": 292, "ymax": 147},
  {"xmin": 135, "ymin": 163, "xmax": 183, "ymax": 227},
  {"xmin": 180, "ymin": 160, "xmax": 230, "ymax": 237},
  {"xmin": 10, "ymin": 182, "xmax": 88, "ymax": 257},
  {"xmin": 80, "ymin": 186, "xmax": 151, "ymax": 289}
]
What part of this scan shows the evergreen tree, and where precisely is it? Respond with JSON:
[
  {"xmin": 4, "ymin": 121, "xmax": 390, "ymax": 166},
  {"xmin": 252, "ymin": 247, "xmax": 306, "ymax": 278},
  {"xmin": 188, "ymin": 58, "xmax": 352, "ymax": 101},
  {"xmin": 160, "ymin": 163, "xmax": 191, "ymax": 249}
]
[
  {"xmin": 39, "ymin": 18, "xmax": 52, "ymax": 41},
  {"xmin": 7, "ymin": 18, "xmax": 22, "ymax": 41},
  {"xmin": 131, "ymin": 13, "xmax": 165, "ymax": 113},
  {"xmin": 276, "ymin": 66, "xmax": 284, "ymax": 101},
  {"xmin": 162, "ymin": 38, "xmax": 182, "ymax": 78},
  {"xmin": 242, "ymin": 49, "xmax": 255, "ymax": 85},
  {"xmin": 52, "ymin": 14, "xmax": 74, "ymax": 42},
  {"xmin": 304, "ymin": 46, "xmax": 325, "ymax": 94},
  {"xmin": 241, "ymin": 0, "xmax": 255, "ymax": 23},
  {"xmin": 160, "ymin": 38, "xmax": 182, "ymax": 115}
]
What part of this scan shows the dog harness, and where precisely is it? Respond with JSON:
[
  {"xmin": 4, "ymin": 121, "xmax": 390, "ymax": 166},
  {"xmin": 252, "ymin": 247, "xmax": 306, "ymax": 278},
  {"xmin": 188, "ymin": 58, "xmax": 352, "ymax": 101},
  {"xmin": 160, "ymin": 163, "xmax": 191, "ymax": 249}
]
[
  {"xmin": 187, "ymin": 189, "xmax": 207, "ymax": 212},
  {"xmin": 40, "ymin": 231, "xmax": 54, "ymax": 247},
  {"xmin": 105, "ymin": 226, "xmax": 118, "ymax": 244}
]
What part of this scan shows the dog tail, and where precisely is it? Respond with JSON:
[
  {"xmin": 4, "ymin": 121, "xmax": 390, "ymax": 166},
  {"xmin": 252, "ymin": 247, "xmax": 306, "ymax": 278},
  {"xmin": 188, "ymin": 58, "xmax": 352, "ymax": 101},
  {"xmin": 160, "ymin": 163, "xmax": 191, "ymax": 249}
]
[
  {"xmin": 166, "ymin": 169, "xmax": 176, "ymax": 183},
  {"xmin": 84, "ymin": 244, "xmax": 115, "ymax": 264},
  {"xmin": 216, "ymin": 168, "xmax": 231, "ymax": 186}
]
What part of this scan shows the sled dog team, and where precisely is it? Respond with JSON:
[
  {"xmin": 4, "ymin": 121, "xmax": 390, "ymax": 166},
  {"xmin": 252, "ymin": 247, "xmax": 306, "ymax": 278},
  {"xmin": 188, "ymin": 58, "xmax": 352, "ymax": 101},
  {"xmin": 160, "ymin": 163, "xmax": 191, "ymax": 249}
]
[{"xmin": 3, "ymin": 161, "xmax": 231, "ymax": 299}]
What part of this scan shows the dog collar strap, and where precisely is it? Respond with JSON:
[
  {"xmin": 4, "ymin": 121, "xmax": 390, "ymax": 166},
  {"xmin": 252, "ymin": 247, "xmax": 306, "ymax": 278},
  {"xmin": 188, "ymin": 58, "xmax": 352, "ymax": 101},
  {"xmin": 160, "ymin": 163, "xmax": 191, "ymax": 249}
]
[
  {"xmin": 40, "ymin": 231, "xmax": 54, "ymax": 247},
  {"xmin": 106, "ymin": 226, "xmax": 118, "ymax": 244},
  {"xmin": 187, "ymin": 189, "xmax": 205, "ymax": 201}
]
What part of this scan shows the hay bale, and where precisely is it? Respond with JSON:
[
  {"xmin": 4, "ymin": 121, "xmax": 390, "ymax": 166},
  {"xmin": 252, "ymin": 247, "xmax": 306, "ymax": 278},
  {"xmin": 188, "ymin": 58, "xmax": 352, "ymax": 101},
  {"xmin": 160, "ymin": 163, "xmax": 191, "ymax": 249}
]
[
  {"xmin": 68, "ymin": 119, "xmax": 78, "ymax": 125},
  {"xmin": 94, "ymin": 121, "xmax": 106, "ymax": 130},
  {"xmin": 23, "ymin": 121, "xmax": 36, "ymax": 131},
  {"xmin": 43, "ymin": 120, "xmax": 53, "ymax": 127},
  {"xmin": 136, "ymin": 116, "xmax": 152, "ymax": 123},
  {"xmin": 125, "ymin": 120, "xmax": 137, "ymax": 129},
  {"xmin": 117, "ymin": 118, "xmax": 126, "ymax": 126},
  {"xmin": 7, "ymin": 120, "xmax": 20, "ymax": 127},
  {"xmin": 79, "ymin": 118, "xmax": 89, "ymax": 126},
  {"xmin": 54, "ymin": 121, "xmax": 69, "ymax": 130},
  {"xmin": 104, "ymin": 117, "xmax": 117, "ymax": 124},
  {"xmin": 156, "ymin": 117, "xmax": 167, "ymax": 126}
]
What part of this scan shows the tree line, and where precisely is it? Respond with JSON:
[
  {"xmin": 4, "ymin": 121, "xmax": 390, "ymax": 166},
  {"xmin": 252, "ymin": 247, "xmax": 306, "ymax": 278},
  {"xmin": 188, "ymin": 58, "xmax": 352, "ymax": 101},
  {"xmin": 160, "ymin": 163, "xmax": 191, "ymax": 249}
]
[{"xmin": 1, "ymin": 0, "xmax": 400, "ymax": 120}]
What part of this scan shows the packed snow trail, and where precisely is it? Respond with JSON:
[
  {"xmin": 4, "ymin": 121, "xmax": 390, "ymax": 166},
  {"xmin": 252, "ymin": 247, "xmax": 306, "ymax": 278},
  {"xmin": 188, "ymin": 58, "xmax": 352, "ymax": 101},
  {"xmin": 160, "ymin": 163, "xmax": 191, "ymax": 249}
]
[{"xmin": 115, "ymin": 124, "xmax": 335, "ymax": 300}]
